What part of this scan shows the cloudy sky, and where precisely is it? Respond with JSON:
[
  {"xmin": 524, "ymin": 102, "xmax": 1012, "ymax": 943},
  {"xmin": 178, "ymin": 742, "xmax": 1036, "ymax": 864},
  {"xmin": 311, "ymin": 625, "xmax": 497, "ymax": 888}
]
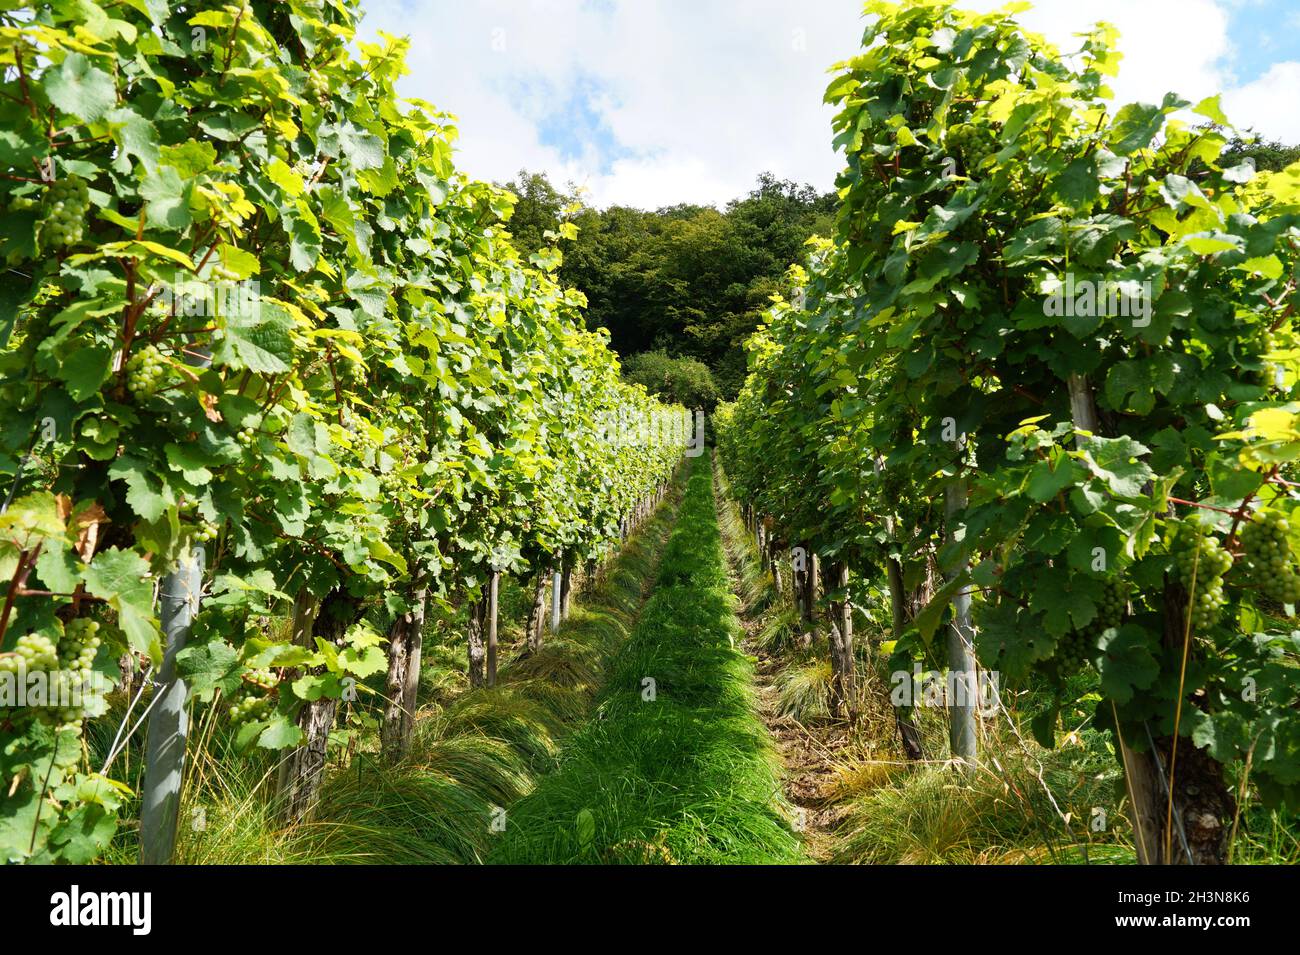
[{"xmin": 357, "ymin": 0, "xmax": 1300, "ymax": 209}]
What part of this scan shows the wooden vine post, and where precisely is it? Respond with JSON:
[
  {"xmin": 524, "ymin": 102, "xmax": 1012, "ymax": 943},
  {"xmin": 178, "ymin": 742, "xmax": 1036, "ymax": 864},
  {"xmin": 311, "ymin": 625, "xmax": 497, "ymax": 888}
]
[
  {"xmin": 138, "ymin": 547, "xmax": 202, "ymax": 865},
  {"xmin": 1068, "ymin": 372, "xmax": 1176, "ymax": 864},
  {"xmin": 944, "ymin": 469, "xmax": 978, "ymax": 771},
  {"xmin": 485, "ymin": 568, "xmax": 500, "ymax": 687},
  {"xmin": 381, "ymin": 580, "xmax": 428, "ymax": 761}
]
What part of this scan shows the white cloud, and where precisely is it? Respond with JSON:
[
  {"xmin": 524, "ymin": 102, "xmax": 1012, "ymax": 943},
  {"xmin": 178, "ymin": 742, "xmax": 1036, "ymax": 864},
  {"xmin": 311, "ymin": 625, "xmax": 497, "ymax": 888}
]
[
  {"xmin": 358, "ymin": 0, "xmax": 1297, "ymax": 209},
  {"xmin": 1222, "ymin": 61, "xmax": 1300, "ymax": 143},
  {"xmin": 359, "ymin": 0, "xmax": 862, "ymax": 206},
  {"xmin": 1005, "ymin": 0, "xmax": 1232, "ymax": 105},
  {"xmin": 592, "ymin": 154, "xmax": 744, "ymax": 209}
]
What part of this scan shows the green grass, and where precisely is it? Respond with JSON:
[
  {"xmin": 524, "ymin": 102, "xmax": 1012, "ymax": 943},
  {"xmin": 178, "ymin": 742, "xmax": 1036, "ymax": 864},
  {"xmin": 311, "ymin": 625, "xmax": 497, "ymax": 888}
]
[
  {"xmin": 774, "ymin": 659, "xmax": 835, "ymax": 722},
  {"xmin": 490, "ymin": 454, "xmax": 804, "ymax": 864}
]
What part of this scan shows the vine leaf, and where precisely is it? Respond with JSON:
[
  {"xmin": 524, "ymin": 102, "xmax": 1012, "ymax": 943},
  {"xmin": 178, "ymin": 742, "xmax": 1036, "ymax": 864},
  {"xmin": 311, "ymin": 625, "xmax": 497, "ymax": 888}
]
[
  {"xmin": 212, "ymin": 300, "xmax": 294, "ymax": 373},
  {"xmin": 82, "ymin": 547, "xmax": 161, "ymax": 661},
  {"xmin": 58, "ymin": 346, "xmax": 114, "ymax": 401},
  {"xmin": 256, "ymin": 715, "xmax": 304, "ymax": 750},
  {"xmin": 43, "ymin": 53, "xmax": 117, "ymax": 122},
  {"xmin": 140, "ymin": 166, "xmax": 193, "ymax": 231},
  {"xmin": 176, "ymin": 639, "xmax": 241, "ymax": 701},
  {"xmin": 1094, "ymin": 624, "xmax": 1160, "ymax": 704},
  {"xmin": 1079, "ymin": 435, "xmax": 1153, "ymax": 498}
]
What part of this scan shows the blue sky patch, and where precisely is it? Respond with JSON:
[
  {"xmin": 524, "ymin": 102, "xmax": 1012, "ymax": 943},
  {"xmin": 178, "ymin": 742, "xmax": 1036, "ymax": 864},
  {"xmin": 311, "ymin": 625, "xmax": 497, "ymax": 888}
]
[
  {"xmin": 499, "ymin": 72, "xmax": 636, "ymax": 173},
  {"xmin": 1224, "ymin": 1, "xmax": 1300, "ymax": 79}
]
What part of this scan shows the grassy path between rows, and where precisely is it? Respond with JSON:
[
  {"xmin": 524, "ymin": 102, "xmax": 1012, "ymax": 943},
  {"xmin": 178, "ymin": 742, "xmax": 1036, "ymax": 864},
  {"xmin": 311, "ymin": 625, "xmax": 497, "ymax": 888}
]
[
  {"xmin": 491, "ymin": 453, "xmax": 804, "ymax": 864},
  {"xmin": 712, "ymin": 460, "xmax": 854, "ymax": 863}
]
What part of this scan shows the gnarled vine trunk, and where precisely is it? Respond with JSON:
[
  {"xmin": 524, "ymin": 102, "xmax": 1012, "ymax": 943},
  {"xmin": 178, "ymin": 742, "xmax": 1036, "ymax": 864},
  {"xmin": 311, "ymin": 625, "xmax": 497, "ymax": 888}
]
[
  {"xmin": 886, "ymin": 553, "xmax": 925, "ymax": 761},
  {"xmin": 525, "ymin": 567, "xmax": 549, "ymax": 651},
  {"xmin": 825, "ymin": 561, "xmax": 857, "ymax": 723},
  {"xmin": 466, "ymin": 590, "xmax": 487, "ymax": 688},
  {"xmin": 1069, "ymin": 373, "xmax": 1232, "ymax": 863},
  {"xmin": 278, "ymin": 588, "xmax": 361, "ymax": 824},
  {"xmin": 380, "ymin": 581, "xmax": 428, "ymax": 761},
  {"xmin": 1137, "ymin": 580, "xmax": 1235, "ymax": 864}
]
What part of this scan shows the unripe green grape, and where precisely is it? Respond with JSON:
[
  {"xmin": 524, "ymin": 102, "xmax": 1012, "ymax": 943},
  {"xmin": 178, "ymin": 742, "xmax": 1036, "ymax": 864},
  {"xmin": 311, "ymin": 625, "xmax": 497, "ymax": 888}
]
[{"xmin": 228, "ymin": 694, "xmax": 272, "ymax": 725}]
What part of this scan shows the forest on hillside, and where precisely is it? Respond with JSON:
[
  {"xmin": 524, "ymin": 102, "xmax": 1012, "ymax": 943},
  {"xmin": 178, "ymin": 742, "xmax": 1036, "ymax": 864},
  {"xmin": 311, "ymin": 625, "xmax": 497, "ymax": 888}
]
[{"xmin": 502, "ymin": 170, "xmax": 835, "ymax": 402}]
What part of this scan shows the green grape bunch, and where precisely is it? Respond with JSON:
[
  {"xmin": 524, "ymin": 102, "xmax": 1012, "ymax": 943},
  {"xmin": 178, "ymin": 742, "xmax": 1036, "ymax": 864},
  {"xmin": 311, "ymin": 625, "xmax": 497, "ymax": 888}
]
[
  {"xmin": 1, "ymin": 624, "xmax": 106, "ymax": 731},
  {"xmin": 58, "ymin": 618, "xmax": 102, "ymax": 674},
  {"xmin": 53, "ymin": 618, "xmax": 108, "ymax": 731},
  {"xmin": 946, "ymin": 122, "xmax": 999, "ymax": 174},
  {"xmin": 1240, "ymin": 510, "xmax": 1300, "ymax": 605},
  {"xmin": 228, "ymin": 695, "xmax": 273, "ymax": 725},
  {"xmin": 0, "ymin": 633, "xmax": 59, "ymax": 673},
  {"xmin": 1169, "ymin": 521, "xmax": 1232, "ymax": 631},
  {"xmin": 307, "ymin": 69, "xmax": 328, "ymax": 101},
  {"xmin": 177, "ymin": 498, "xmax": 220, "ymax": 544},
  {"xmin": 38, "ymin": 176, "xmax": 89, "ymax": 250},
  {"xmin": 126, "ymin": 344, "xmax": 170, "ymax": 396},
  {"xmin": 242, "ymin": 668, "xmax": 278, "ymax": 692},
  {"xmin": 1054, "ymin": 576, "xmax": 1129, "ymax": 673},
  {"xmin": 228, "ymin": 668, "xmax": 279, "ymax": 725}
]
